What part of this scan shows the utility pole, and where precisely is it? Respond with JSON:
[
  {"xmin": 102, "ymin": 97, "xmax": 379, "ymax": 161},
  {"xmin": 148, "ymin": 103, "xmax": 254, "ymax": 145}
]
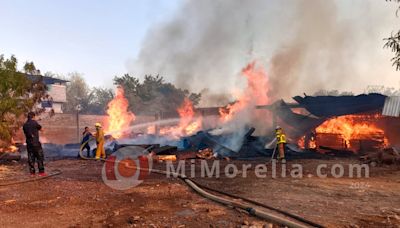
[{"xmin": 76, "ymin": 104, "xmax": 81, "ymax": 143}]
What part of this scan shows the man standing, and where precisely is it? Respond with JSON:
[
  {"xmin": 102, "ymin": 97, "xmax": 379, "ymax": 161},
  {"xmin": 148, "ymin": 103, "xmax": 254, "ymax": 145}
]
[
  {"xmin": 95, "ymin": 123, "xmax": 106, "ymax": 160},
  {"xmin": 79, "ymin": 126, "xmax": 93, "ymax": 158},
  {"xmin": 23, "ymin": 112, "xmax": 46, "ymax": 176}
]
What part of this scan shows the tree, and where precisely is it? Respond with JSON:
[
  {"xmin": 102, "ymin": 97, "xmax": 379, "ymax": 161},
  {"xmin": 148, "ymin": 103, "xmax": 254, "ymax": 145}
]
[
  {"xmin": 23, "ymin": 61, "xmax": 37, "ymax": 74},
  {"xmin": 384, "ymin": 0, "xmax": 400, "ymax": 70},
  {"xmin": 87, "ymin": 87, "xmax": 114, "ymax": 114},
  {"xmin": 0, "ymin": 55, "xmax": 46, "ymax": 146},
  {"xmin": 63, "ymin": 72, "xmax": 91, "ymax": 113},
  {"xmin": 63, "ymin": 73, "xmax": 114, "ymax": 114},
  {"xmin": 113, "ymin": 74, "xmax": 201, "ymax": 114}
]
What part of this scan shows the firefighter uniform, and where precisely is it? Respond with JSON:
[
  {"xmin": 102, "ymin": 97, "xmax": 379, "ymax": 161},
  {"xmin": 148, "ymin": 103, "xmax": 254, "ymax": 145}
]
[
  {"xmin": 95, "ymin": 123, "xmax": 106, "ymax": 159},
  {"xmin": 275, "ymin": 126, "xmax": 286, "ymax": 163}
]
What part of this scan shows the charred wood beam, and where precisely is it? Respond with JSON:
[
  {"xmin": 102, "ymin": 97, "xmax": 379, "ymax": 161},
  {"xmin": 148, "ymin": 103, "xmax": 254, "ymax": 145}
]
[{"xmin": 152, "ymin": 145, "xmax": 178, "ymax": 155}]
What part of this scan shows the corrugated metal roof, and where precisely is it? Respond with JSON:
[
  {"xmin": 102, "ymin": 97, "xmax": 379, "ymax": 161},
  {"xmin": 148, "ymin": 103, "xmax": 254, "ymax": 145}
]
[
  {"xmin": 292, "ymin": 93, "xmax": 387, "ymax": 117},
  {"xmin": 382, "ymin": 96, "xmax": 400, "ymax": 117}
]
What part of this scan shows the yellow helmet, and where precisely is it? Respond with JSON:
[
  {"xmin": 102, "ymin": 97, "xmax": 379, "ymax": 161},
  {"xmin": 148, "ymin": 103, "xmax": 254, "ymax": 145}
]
[{"xmin": 95, "ymin": 123, "xmax": 102, "ymax": 128}]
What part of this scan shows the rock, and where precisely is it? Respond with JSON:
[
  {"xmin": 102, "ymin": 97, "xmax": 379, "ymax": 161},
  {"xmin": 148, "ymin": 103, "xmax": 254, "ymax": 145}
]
[
  {"xmin": 114, "ymin": 211, "xmax": 120, "ymax": 216},
  {"xmin": 242, "ymin": 220, "xmax": 250, "ymax": 226}
]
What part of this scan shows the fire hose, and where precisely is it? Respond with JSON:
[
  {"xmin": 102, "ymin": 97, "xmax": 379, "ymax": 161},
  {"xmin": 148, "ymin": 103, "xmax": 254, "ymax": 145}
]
[
  {"xmin": 0, "ymin": 169, "xmax": 62, "ymax": 187},
  {"xmin": 79, "ymin": 139, "xmax": 324, "ymax": 228}
]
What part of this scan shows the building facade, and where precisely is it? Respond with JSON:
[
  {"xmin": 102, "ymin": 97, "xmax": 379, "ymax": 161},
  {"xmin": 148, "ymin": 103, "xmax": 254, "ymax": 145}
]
[{"xmin": 27, "ymin": 75, "xmax": 68, "ymax": 113}]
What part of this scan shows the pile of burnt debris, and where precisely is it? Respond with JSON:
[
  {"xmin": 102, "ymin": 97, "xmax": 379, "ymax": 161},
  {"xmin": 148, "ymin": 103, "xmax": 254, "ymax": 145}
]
[
  {"xmin": 3, "ymin": 93, "xmax": 400, "ymax": 166},
  {"xmin": 111, "ymin": 127, "xmax": 357, "ymax": 162}
]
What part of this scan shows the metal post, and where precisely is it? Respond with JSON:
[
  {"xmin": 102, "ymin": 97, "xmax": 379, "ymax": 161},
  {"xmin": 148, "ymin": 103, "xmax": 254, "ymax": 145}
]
[{"xmin": 75, "ymin": 104, "xmax": 81, "ymax": 143}]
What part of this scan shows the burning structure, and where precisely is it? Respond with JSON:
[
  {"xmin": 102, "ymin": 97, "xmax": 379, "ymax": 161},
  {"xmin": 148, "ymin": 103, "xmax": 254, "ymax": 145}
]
[
  {"xmin": 262, "ymin": 93, "xmax": 397, "ymax": 155},
  {"xmin": 98, "ymin": 62, "xmax": 399, "ymax": 161}
]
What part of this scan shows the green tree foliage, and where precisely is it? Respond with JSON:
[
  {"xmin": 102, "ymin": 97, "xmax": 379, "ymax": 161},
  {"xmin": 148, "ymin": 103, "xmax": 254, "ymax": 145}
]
[
  {"xmin": 63, "ymin": 72, "xmax": 91, "ymax": 113},
  {"xmin": 385, "ymin": 0, "xmax": 400, "ymax": 70},
  {"xmin": 23, "ymin": 61, "xmax": 37, "ymax": 74},
  {"xmin": 64, "ymin": 73, "xmax": 201, "ymax": 115},
  {"xmin": 87, "ymin": 87, "xmax": 114, "ymax": 114},
  {"xmin": 113, "ymin": 74, "xmax": 201, "ymax": 114},
  {"xmin": 0, "ymin": 55, "xmax": 46, "ymax": 145},
  {"xmin": 64, "ymin": 73, "xmax": 113, "ymax": 114}
]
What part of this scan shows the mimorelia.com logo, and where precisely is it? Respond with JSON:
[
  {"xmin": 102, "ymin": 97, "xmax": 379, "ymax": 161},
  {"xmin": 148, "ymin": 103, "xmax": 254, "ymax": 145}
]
[{"xmin": 102, "ymin": 146, "xmax": 153, "ymax": 190}]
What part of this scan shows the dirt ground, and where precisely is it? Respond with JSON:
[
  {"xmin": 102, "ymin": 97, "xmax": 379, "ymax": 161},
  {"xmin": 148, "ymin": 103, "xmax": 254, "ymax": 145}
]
[
  {"xmin": 0, "ymin": 157, "xmax": 399, "ymax": 228},
  {"xmin": 0, "ymin": 159, "xmax": 268, "ymax": 228}
]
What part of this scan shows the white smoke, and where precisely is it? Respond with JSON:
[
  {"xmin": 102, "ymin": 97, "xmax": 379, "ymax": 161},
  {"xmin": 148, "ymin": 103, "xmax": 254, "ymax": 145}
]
[{"xmin": 128, "ymin": 0, "xmax": 399, "ymax": 103}]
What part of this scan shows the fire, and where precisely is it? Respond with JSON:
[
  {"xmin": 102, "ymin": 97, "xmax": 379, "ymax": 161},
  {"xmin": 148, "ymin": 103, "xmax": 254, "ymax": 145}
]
[
  {"xmin": 159, "ymin": 98, "xmax": 202, "ymax": 137},
  {"xmin": 147, "ymin": 125, "xmax": 156, "ymax": 134},
  {"xmin": 316, "ymin": 115, "xmax": 386, "ymax": 147},
  {"xmin": 298, "ymin": 136, "xmax": 305, "ymax": 149},
  {"xmin": 297, "ymin": 135, "xmax": 317, "ymax": 149},
  {"xmin": 309, "ymin": 136, "xmax": 317, "ymax": 149},
  {"xmin": 298, "ymin": 115, "xmax": 388, "ymax": 151},
  {"xmin": 104, "ymin": 87, "xmax": 136, "ymax": 138},
  {"xmin": 177, "ymin": 98, "xmax": 195, "ymax": 128},
  {"xmin": 219, "ymin": 61, "xmax": 270, "ymax": 122},
  {"xmin": 0, "ymin": 145, "xmax": 18, "ymax": 153},
  {"xmin": 177, "ymin": 98, "xmax": 202, "ymax": 135}
]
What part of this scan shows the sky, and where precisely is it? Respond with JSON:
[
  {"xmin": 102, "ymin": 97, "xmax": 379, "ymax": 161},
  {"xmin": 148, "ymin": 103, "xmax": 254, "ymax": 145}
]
[
  {"xmin": 0, "ymin": 0, "xmax": 399, "ymax": 97},
  {"xmin": 0, "ymin": 0, "xmax": 182, "ymax": 87}
]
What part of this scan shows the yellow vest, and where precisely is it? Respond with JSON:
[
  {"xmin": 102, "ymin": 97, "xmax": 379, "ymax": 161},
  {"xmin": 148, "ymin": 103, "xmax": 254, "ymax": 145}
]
[{"xmin": 276, "ymin": 131, "xmax": 287, "ymax": 144}]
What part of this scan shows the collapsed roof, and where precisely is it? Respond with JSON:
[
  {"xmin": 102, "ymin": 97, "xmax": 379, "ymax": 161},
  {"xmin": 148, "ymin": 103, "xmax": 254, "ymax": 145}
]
[{"xmin": 292, "ymin": 93, "xmax": 387, "ymax": 118}]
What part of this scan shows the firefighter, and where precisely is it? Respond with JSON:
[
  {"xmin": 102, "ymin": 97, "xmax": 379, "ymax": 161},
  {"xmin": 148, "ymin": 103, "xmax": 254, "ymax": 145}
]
[
  {"xmin": 23, "ymin": 112, "xmax": 46, "ymax": 176},
  {"xmin": 275, "ymin": 126, "xmax": 287, "ymax": 163},
  {"xmin": 95, "ymin": 123, "xmax": 106, "ymax": 160}
]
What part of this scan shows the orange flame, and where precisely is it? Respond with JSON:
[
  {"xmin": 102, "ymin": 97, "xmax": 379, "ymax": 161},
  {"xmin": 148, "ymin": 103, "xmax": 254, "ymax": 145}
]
[
  {"xmin": 309, "ymin": 136, "xmax": 317, "ymax": 149},
  {"xmin": 177, "ymin": 98, "xmax": 195, "ymax": 127},
  {"xmin": 104, "ymin": 87, "xmax": 136, "ymax": 138},
  {"xmin": 219, "ymin": 61, "xmax": 270, "ymax": 122},
  {"xmin": 298, "ymin": 136, "xmax": 305, "ymax": 149},
  {"xmin": 298, "ymin": 115, "xmax": 388, "ymax": 150},
  {"xmin": 297, "ymin": 135, "xmax": 317, "ymax": 149},
  {"xmin": 178, "ymin": 98, "xmax": 202, "ymax": 135},
  {"xmin": 316, "ymin": 115, "xmax": 386, "ymax": 147},
  {"xmin": 147, "ymin": 125, "xmax": 156, "ymax": 135},
  {"xmin": 0, "ymin": 145, "xmax": 18, "ymax": 153},
  {"xmin": 159, "ymin": 98, "xmax": 202, "ymax": 137}
]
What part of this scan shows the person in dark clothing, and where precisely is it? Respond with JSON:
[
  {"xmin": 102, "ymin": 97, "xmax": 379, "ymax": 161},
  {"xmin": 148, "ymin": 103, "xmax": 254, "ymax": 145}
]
[
  {"xmin": 79, "ymin": 126, "xmax": 93, "ymax": 158},
  {"xmin": 22, "ymin": 112, "xmax": 46, "ymax": 176}
]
